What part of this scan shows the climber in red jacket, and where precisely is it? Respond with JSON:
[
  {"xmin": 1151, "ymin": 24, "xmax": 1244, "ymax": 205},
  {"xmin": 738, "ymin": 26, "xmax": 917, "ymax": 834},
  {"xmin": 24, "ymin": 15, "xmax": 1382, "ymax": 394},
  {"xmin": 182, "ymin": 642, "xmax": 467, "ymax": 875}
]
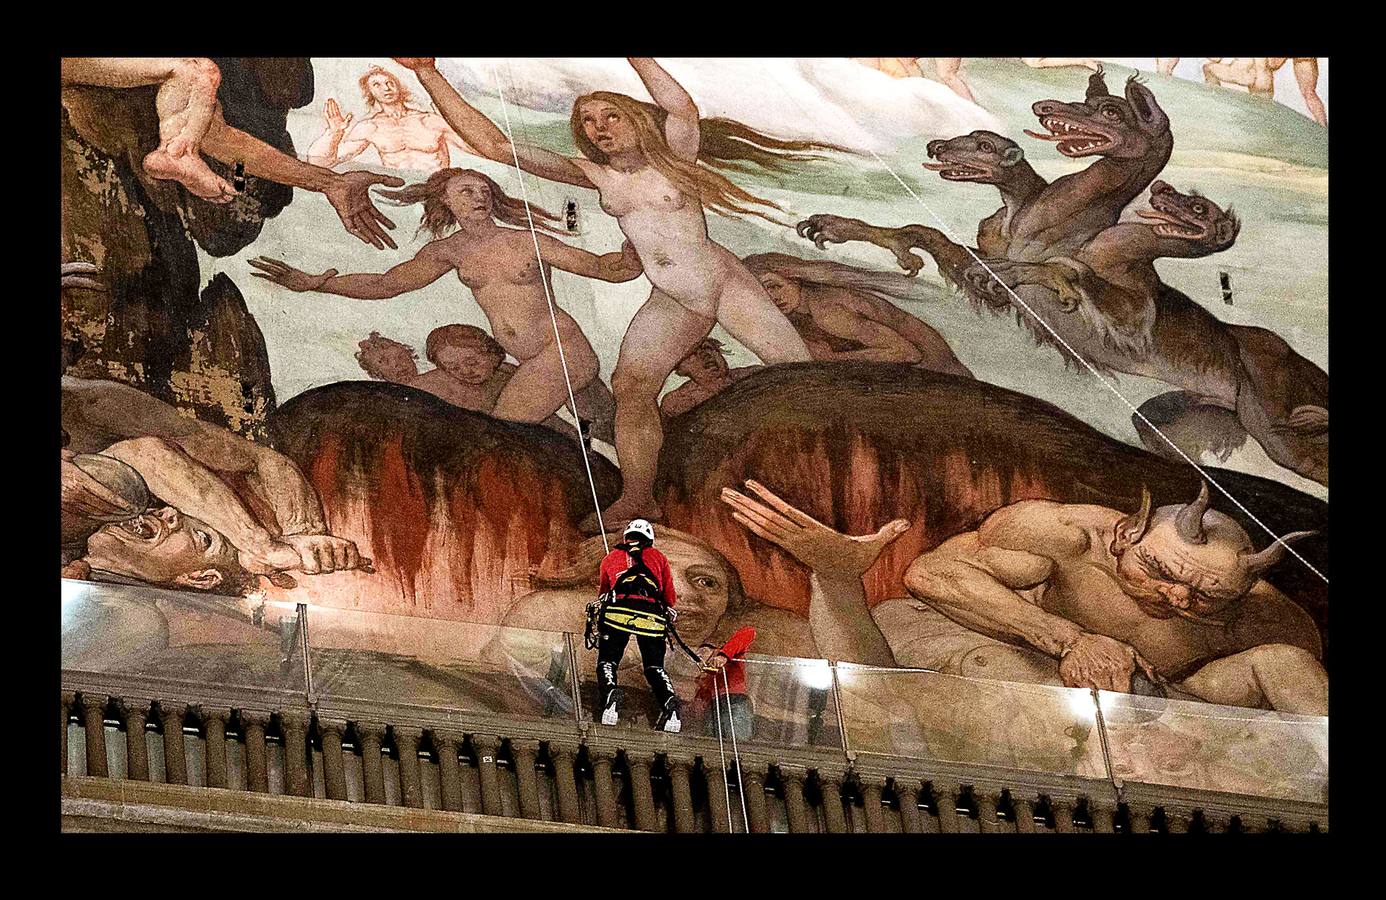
[{"xmin": 594, "ymin": 519, "xmax": 682, "ymax": 732}]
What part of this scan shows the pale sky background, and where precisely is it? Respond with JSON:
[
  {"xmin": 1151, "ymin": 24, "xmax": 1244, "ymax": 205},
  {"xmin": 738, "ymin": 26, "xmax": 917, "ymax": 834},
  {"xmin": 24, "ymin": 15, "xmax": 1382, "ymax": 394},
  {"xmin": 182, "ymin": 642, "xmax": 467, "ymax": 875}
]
[{"xmin": 1105, "ymin": 57, "xmax": 1328, "ymax": 123}]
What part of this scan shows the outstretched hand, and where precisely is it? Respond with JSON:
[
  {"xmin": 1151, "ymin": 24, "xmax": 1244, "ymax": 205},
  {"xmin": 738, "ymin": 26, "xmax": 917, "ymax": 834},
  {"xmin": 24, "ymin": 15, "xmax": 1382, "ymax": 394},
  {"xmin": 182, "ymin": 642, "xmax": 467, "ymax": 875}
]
[
  {"xmin": 392, "ymin": 58, "xmax": 437, "ymax": 72},
  {"xmin": 324, "ymin": 170, "xmax": 405, "ymax": 249},
  {"xmin": 721, "ymin": 479, "xmax": 910, "ymax": 578},
  {"xmin": 248, "ymin": 257, "xmax": 338, "ymax": 292}
]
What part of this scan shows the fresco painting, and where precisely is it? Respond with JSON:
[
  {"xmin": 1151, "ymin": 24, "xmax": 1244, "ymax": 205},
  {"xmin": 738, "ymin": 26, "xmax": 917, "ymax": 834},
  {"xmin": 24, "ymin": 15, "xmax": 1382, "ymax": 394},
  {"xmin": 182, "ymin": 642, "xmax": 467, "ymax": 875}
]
[{"xmin": 60, "ymin": 58, "xmax": 1329, "ymax": 794}]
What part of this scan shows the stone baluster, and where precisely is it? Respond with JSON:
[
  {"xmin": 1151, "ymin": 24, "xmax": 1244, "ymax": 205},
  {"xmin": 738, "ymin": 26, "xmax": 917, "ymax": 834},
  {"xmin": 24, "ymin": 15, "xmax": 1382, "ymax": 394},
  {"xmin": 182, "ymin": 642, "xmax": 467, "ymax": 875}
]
[
  {"xmin": 976, "ymin": 790, "xmax": 1005, "ymax": 833},
  {"xmin": 392, "ymin": 727, "xmax": 424, "ymax": 809},
  {"xmin": 703, "ymin": 759, "xmax": 732, "ymax": 834},
  {"xmin": 79, "ymin": 694, "xmax": 109, "ymax": 778},
  {"xmin": 589, "ymin": 747, "xmax": 621, "ymax": 828},
  {"xmin": 432, "ymin": 731, "xmax": 465, "ymax": 812},
  {"xmin": 894, "ymin": 780, "xmax": 923, "ymax": 834},
  {"xmin": 1089, "ymin": 798, "xmax": 1117, "ymax": 834},
  {"xmin": 1012, "ymin": 795, "xmax": 1038, "ymax": 834},
  {"xmin": 548, "ymin": 743, "xmax": 583, "ymax": 826},
  {"xmin": 116, "ymin": 698, "xmax": 151, "ymax": 782},
  {"xmin": 157, "ymin": 699, "xmax": 187, "ymax": 785},
  {"xmin": 1165, "ymin": 808, "xmax": 1191, "ymax": 834},
  {"xmin": 471, "ymin": 734, "xmax": 503, "ymax": 817},
  {"xmin": 279, "ymin": 711, "xmax": 311, "ymax": 797},
  {"xmin": 240, "ymin": 711, "xmax": 271, "ymax": 793},
  {"xmin": 355, "ymin": 721, "xmax": 388, "ymax": 805},
  {"xmin": 932, "ymin": 781, "xmax": 961, "ymax": 834},
  {"xmin": 511, "ymin": 740, "xmax": 544, "ymax": 821},
  {"xmin": 625, "ymin": 750, "xmax": 659, "ymax": 832},
  {"xmin": 61, "ymin": 692, "xmax": 74, "ymax": 776},
  {"xmin": 816, "ymin": 769, "xmax": 849, "ymax": 834},
  {"xmin": 779, "ymin": 765, "xmax": 811, "ymax": 834},
  {"xmin": 1202, "ymin": 812, "xmax": 1229, "ymax": 834},
  {"xmin": 1052, "ymin": 797, "xmax": 1078, "ymax": 834},
  {"xmin": 859, "ymin": 774, "xmax": 887, "ymax": 833},
  {"xmin": 318, "ymin": 719, "xmax": 349, "ymax": 801},
  {"xmin": 741, "ymin": 766, "xmax": 770, "ymax": 834},
  {"xmin": 199, "ymin": 707, "xmax": 231, "ymax": 789},
  {"xmin": 666, "ymin": 754, "xmax": 698, "ymax": 834}
]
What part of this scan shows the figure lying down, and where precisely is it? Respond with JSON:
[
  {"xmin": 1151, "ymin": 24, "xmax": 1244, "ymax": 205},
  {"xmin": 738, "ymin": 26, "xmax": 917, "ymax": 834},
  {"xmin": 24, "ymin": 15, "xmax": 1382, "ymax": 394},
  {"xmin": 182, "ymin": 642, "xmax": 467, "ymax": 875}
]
[{"xmin": 720, "ymin": 480, "xmax": 1325, "ymax": 716}]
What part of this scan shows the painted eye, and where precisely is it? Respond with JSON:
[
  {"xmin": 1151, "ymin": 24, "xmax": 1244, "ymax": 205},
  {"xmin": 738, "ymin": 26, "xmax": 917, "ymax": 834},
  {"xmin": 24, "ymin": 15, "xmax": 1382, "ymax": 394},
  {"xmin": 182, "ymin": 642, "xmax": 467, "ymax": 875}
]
[
  {"xmin": 1102, "ymin": 106, "xmax": 1121, "ymax": 119},
  {"xmin": 1192, "ymin": 203, "xmax": 1207, "ymax": 215},
  {"xmin": 978, "ymin": 141, "xmax": 993, "ymax": 153},
  {"xmin": 692, "ymin": 576, "xmax": 719, "ymax": 590}
]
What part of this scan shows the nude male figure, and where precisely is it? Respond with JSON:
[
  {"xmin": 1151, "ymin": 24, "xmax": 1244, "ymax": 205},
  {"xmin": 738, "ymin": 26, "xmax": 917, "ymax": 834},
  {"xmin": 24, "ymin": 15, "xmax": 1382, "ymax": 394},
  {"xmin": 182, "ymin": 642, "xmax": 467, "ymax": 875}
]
[
  {"xmin": 1159, "ymin": 57, "xmax": 1327, "ymax": 126},
  {"xmin": 308, "ymin": 66, "xmax": 477, "ymax": 172}
]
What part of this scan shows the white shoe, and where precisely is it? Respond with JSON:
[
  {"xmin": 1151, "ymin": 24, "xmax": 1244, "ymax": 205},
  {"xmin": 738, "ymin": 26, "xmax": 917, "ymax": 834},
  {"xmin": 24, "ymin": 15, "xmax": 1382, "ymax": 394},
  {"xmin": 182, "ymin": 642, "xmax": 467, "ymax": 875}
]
[
  {"xmin": 601, "ymin": 705, "xmax": 619, "ymax": 726},
  {"xmin": 662, "ymin": 712, "xmax": 681, "ymax": 734}
]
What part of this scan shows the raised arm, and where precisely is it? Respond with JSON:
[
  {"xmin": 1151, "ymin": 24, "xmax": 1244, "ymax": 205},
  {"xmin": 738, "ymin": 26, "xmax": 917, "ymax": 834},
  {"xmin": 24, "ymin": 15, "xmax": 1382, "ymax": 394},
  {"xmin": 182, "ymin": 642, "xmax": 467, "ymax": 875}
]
[
  {"xmin": 721, "ymin": 480, "xmax": 906, "ymax": 667},
  {"xmin": 627, "ymin": 57, "xmax": 700, "ymax": 161},
  {"xmin": 249, "ymin": 242, "xmax": 454, "ymax": 300},
  {"xmin": 536, "ymin": 235, "xmax": 644, "ymax": 283},
  {"xmin": 306, "ymin": 98, "xmax": 372, "ymax": 167},
  {"xmin": 394, "ymin": 58, "xmax": 594, "ymax": 188},
  {"xmin": 201, "ymin": 106, "xmax": 404, "ymax": 248}
]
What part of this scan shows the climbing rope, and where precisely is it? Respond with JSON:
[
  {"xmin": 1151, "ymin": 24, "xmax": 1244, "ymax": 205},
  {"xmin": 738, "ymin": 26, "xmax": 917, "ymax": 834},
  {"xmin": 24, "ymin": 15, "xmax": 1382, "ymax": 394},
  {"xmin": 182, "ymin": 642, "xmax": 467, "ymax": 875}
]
[
  {"xmin": 759, "ymin": 63, "xmax": 1328, "ymax": 586},
  {"xmin": 710, "ymin": 664, "xmax": 736, "ymax": 832},
  {"xmin": 488, "ymin": 61, "xmax": 609, "ymax": 555},
  {"xmin": 721, "ymin": 665, "xmax": 750, "ymax": 831}
]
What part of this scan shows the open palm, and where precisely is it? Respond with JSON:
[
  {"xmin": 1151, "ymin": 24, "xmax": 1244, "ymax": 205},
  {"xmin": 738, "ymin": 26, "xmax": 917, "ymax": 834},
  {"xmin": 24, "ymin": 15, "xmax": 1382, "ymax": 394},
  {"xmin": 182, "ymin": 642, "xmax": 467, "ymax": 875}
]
[
  {"xmin": 248, "ymin": 257, "xmax": 336, "ymax": 292},
  {"xmin": 720, "ymin": 479, "xmax": 910, "ymax": 578}
]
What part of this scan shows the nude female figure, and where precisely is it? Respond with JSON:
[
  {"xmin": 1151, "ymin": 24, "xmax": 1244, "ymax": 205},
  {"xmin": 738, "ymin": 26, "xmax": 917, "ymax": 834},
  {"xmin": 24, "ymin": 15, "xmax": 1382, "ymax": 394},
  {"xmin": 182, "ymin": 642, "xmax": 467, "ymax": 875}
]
[
  {"xmin": 393, "ymin": 57, "xmax": 830, "ymax": 527},
  {"xmin": 250, "ymin": 168, "xmax": 641, "ymax": 426}
]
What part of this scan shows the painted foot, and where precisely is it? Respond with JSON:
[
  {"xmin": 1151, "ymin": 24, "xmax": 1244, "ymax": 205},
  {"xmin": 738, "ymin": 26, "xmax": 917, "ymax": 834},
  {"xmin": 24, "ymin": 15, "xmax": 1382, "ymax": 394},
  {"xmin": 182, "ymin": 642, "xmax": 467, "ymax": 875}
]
[
  {"xmin": 143, "ymin": 148, "xmax": 236, "ymax": 203},
  {"xmin": 578, "ymin": 500, "xmax": 663, "ymax": 536}
]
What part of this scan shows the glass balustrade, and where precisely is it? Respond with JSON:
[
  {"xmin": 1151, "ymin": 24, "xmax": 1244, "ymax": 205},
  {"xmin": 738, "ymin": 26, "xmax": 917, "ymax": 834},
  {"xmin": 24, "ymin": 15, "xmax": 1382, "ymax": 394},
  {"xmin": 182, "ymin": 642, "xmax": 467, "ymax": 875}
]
[
  {"xmin": 834, "ymin": 664, "xmax": 1110, "ymax": 779},
  {"xmin": 60, "ymin": 578, "xmax": 307, "ymax": 701},
  {"xmin": 1097, "ymin": 690, "xmax": 1328, "ymax": 804},
  {"xmin": 61, "ymin": 579, "xmax": 1329, "ymax": 805}
]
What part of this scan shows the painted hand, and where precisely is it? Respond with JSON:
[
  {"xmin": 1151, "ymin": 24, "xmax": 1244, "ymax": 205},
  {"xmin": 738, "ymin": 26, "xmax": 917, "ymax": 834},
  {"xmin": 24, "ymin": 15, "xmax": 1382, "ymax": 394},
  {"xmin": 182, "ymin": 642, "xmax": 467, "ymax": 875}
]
[
  {"xmin": 324, "ymin": 170, "xmax": 406, "ymax": 249},
  {"xmin": 248, "ymin": 257, "xmax": 338, "ymax": 292},
  {"xmin": 720, "ymin": 479, "xmax": 911, "ymax": 578},
  {"xmin": 323, "ymin": 98, "xmax": 353, "ymax": 136},
  {"xmin": 392, "ymin": 58, "xmax": 437, "ymax": 72},
  {"xmin": 1058, "ymin": 632, "xmax": 1160, "ymax": 693},
  {"xmin": 797, "ymin": 215, "xmax": 925, "ymax": 276},
  {"xmin": 280, "ymin": 533, "xmax": 366, "ymax": 575}
]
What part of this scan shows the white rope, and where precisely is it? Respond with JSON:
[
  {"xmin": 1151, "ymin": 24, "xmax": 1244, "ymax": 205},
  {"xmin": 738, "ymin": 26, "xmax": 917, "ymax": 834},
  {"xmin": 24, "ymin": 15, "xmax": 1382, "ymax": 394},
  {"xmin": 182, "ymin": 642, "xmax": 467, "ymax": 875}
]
[
  {"xmin": 721, "ymin": 665, "xmax": 750, "ymax": 830},
  {"xmin": 710, "ymin": 665, "xmax": 736, "ymax": 832},
  {"xmin": 488, "ymin": 61, "xmax": 609, "ymax": 555},
  {"xmin": 759, "ymin": 63, "xmax": 1327, "ymax": 586}
]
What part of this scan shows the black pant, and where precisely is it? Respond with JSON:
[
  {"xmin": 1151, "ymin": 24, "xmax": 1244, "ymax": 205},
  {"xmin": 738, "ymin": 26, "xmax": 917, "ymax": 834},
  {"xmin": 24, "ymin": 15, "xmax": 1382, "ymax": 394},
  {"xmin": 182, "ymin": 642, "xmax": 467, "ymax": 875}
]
[{"xmin": 596, "ymin": 621, "xmax": 675, "ymax": 712}]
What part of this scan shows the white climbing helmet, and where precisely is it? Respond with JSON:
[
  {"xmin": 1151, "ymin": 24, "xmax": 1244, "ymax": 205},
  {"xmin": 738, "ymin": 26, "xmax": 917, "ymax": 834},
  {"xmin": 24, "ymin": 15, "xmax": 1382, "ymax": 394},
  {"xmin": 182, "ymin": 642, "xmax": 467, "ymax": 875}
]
[{"xmin": 624, "ymin": 518, "xmax": 655, "ymax": 543}]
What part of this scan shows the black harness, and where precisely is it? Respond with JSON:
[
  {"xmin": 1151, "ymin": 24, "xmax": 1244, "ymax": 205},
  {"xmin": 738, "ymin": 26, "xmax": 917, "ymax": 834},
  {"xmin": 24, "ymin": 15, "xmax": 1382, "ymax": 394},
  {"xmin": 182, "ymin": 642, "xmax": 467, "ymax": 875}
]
[{"xmin": 584, "ymin": 543, "xmax": 702, "ymax": 664}]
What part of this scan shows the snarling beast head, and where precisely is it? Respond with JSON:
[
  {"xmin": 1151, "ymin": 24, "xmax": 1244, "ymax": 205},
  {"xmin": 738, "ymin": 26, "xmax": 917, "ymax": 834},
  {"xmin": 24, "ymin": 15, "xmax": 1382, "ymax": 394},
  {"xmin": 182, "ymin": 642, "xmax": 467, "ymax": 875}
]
[
  {"xmin": 1027, "ymin": 68, "xmax": 1170, "ymax": 159},
  {"xmin": 922, "ymin": 130, "xmax": 1028, "ymax": 183},
  {"xmin": 1136, "ymin": 180, "xmax": 1240, "ymax": 253},
  {"xmin": 1110, "ymin": 482, "xmax": 1315, "ymax": 623}
]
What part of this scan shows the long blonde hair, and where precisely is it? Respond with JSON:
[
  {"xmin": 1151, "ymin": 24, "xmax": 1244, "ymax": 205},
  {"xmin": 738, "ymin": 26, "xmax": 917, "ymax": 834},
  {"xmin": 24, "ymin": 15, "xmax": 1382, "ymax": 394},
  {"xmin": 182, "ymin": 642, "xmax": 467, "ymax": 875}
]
[
  {"xmin": 377, "ymin": 168, "xmax": 565, "ymax": 239},
  {"xmin": 570, "ymin": 91, "xmax": 849, "ymax": 224}
]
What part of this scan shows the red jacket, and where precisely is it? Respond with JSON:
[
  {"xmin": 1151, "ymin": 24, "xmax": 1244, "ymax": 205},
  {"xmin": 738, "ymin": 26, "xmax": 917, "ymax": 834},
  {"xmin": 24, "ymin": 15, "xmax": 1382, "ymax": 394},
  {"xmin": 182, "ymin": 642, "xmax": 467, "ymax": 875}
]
[
  {"xmin": 598, "ymin": 545, "xmax": 677, "ymax": 607},
  {"xmin": 697, "ymin": 626, "xmax": 756, "ymax": 699}
]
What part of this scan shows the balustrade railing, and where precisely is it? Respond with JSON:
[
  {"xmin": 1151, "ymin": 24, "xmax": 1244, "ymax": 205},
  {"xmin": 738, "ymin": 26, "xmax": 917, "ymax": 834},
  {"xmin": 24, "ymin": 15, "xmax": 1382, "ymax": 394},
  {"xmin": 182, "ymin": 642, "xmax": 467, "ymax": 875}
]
[{"xmin": 60, "ymin": 579, "xmax": 1328, "ymax": 832}]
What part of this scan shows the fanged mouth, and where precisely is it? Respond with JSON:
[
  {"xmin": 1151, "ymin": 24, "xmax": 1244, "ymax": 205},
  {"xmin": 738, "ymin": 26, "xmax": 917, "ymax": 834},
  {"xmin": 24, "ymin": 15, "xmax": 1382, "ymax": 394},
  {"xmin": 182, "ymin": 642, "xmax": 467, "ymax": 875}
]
[
  {"xmin": 1137, "ymin": 208, "xmax": 1209, "ymax": 240},
  {"xmin": 922, "ymin": 160, "xmax": 991, "ymax": 180},
  {"xmin": 1024, "ymin": 117, "xmax": 1112, "ymax": 155}
]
